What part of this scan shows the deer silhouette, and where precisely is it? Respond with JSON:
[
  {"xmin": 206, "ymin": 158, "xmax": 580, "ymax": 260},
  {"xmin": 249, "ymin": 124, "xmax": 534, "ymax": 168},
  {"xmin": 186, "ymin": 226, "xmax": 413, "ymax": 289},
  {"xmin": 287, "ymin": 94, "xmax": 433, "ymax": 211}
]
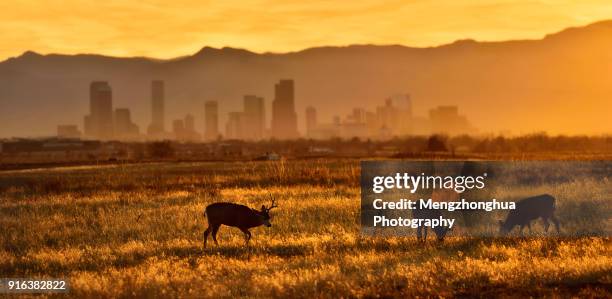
[{"xmin": 203, "ymin": 196, "xmax": 278, "ymax": 248}]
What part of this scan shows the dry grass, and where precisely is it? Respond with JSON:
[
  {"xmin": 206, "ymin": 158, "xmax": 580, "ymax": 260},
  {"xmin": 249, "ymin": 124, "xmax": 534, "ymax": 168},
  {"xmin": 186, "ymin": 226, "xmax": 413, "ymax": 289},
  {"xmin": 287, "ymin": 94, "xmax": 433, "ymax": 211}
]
[{"xmin": 0, "ymin": 160, "xmax": 610, "ymax": 298}]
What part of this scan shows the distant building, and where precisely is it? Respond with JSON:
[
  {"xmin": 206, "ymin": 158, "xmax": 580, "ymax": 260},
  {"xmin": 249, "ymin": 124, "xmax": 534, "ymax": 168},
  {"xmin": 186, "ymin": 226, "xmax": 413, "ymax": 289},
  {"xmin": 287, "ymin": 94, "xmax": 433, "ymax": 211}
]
[
  {"xmin": 365, "ymin": 111, "xmax": 378, "ymax": 136},
  {"xmin": 204, "ymin": 101, "xmax": 219, "ymax": 141},
  {"xmin": 429, "ymin": 106, "xmax": 473, "ymax": 135},
  {"xmin": 185, "ymin": 114, "xmax": 195, "ymax": 132},
  {"xmin": 366, "ymin": 94, "xmax": 412, "ymax": 138},
  {"xmin": 225, "ymin": 112, "xmax": 244, "ymax": 140},
  {"xmin": 340, "ymin": 108, "xmax": 368, "ymax": 139},
  {"xmin": 57, "ymin": 125, "xmax": 81, "ymax": 139},
  {"xmin": 305, "ymin": 106, "xmax": 317, "ymax": 137},
  {"xmin": 303, "ymin": 93, "xmax": 416, "ymax": 140},
  {"xmin": 147, "ymin": 80, "xmax": 165, "ymax": 137},
  {"xmin": 85, "ymin": 81, "xmax": 113, "ymax": 140},
  {"xmin": 388, "ymin": 94, "xmax": 412, "ymax": 135},
  {"xmin": 173, "ymin": 114, "xmax": 201, "ymax": 142},
  {"xmin": 172, "ymin": 119, "xmax": 185, "ymax": 140},
  {"xmin": 184, "ymin": 114, "xmax": 201, "ymax": 141},
  {"xmin": 307, "ymin": 122, "xmax": 340, "ymax": 140},
  {"xmin": 243, "ymin": 95, "xmax": 265, "ymax": 140},
  {"xmin": 271, "ymin": 80, "xmax": 299, "ymax": 139},
  {"xmin": 375, "ymin": 99, "xmax": 399, "ymax": 137},
  {"xmin": 347, "ymin": 108, "xmax": 366, "ymax": 124},
  {"xmin": 114, "ymin": 108, "xmax": 139, "ymax": 140}
]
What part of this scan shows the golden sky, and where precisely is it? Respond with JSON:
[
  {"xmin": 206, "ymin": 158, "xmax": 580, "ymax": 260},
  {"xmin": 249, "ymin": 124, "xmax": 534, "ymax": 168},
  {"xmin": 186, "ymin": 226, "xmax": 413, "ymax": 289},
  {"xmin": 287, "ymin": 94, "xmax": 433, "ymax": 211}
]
[{"xmin": 2, "ymin": 0, "xmax": 612, "ymax": 60}]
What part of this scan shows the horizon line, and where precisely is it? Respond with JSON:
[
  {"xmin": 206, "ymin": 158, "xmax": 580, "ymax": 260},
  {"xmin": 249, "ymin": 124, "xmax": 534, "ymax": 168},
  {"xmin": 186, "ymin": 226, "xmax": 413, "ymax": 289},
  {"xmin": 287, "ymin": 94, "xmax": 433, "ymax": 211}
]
[{"xmin": 4, "ymin": 19, "xmax": 611, "ymax": 63}]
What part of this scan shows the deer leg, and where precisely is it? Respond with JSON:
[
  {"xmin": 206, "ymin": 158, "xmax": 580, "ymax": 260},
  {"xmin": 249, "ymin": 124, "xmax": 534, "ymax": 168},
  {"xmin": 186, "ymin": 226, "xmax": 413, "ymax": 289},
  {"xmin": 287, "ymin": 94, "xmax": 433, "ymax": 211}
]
[
  {"xmin": 240, "ymin": 228, "xmax": 252, "ymax": 246},
  {"xmin": 416, "ymin": 227, "xmax": 423, "ymax": 242},
  {"xmin": 211, "ymin": 225, "xmax": 221, "ymax": 245},
  {"xmin": 542, "ymin": 217, "xmax": 550, "ymax": 232},
  {"xmin": 527, "ymin": 221, "xmax": 532, "ymax": 233},
  {"xmin": 519, "ymin": 224, "xmax": 525, "ymax": 236},
  {"xmin": 203, "ymin": 226, "xmax": 212, "ymax": 248},
  {"xmin": 423, "ymin": 227, "xmax": 428, "ymax": 241},
  {"xmin": 550, "ymin": 215, "xmax": 560, "ymax": 233}
]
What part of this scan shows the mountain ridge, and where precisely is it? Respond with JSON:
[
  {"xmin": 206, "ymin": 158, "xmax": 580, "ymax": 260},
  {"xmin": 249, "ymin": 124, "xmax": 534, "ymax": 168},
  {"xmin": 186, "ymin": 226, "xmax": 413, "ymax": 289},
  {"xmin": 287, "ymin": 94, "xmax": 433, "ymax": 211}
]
[{"xmin": 7, "ymin": 19, "xmax": 612, "ymax": 62}]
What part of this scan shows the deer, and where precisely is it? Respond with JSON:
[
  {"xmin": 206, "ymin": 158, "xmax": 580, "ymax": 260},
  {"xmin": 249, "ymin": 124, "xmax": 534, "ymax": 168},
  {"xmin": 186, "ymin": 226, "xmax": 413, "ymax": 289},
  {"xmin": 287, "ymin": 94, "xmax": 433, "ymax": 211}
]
[
  {"xmin": 413, "ymin": 208, "xmax": 451, "ymax": 242},
  {"xmin": 203, "ymin": 196, "xmax": 278, "ymax": 248},
  {"xmin": 499, "ymin": 194, "xmax": 560, "ymax": 236},
  {"xmin": 413, "ymin": 188, "xmax": 456, "ymax": 242}
]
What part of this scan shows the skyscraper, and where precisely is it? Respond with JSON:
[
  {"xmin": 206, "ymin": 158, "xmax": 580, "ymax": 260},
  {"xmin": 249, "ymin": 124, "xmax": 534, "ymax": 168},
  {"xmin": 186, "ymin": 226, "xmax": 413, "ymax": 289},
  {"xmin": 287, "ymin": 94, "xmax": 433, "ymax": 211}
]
[
  {"xmin": 243, "ymin": 95, "xmax": 265, "ymax": 140},
  {"xmin": 271, "ymin": 79, "xmax": 299, "ymax": 139},
  {"xmin": 114, "ymin": 108, "xmax": 139, "ymax": 140},
  {"xmin": 305, "ymin": 106, "xmax": 317, "ymax": 137},
  {"xmin": 147, "ymin": 80, "xmax": 165, "ymax": 136},
  {"xmin": 204, "ymin": 101, "xmax": 219, "ymax": 141},
  {"xmin": 226, "ymin": 112, "xmax": 244, "ymax": 140},
  {"xmin": 85, "ymin": 81, "xmax": 113, "ymax": 140}
]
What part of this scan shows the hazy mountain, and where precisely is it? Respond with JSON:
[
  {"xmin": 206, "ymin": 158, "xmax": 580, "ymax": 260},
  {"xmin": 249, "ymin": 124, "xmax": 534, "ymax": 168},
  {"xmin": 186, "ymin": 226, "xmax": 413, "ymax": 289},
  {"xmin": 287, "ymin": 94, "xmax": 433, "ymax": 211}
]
[{"xmin": 1, "ymin": 20, "xmax": 612, "ymax": 138}]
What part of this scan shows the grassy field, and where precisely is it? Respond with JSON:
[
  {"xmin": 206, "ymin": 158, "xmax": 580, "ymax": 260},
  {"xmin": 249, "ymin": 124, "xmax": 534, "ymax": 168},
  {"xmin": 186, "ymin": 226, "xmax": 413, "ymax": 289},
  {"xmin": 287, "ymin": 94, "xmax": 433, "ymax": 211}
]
[{"xmin": 0, "ymin": 160, "xmax": 610, "ymax": 298}]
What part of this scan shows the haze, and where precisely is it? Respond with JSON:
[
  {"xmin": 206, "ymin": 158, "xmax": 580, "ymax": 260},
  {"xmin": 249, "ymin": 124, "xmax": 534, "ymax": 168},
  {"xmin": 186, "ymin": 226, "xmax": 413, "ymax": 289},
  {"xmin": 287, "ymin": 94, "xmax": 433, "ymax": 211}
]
[{"xmin": 2, "ymin": 0, "xmax": 612, "ymax": 60}]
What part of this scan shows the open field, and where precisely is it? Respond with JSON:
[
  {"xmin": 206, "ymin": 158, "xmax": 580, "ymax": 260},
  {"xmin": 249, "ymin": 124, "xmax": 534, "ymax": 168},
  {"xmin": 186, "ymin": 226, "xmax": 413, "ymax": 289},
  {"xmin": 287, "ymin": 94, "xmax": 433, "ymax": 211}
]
[{"xmin": 0, "ymin": 160, "xmax": 610, "ymax": 298}]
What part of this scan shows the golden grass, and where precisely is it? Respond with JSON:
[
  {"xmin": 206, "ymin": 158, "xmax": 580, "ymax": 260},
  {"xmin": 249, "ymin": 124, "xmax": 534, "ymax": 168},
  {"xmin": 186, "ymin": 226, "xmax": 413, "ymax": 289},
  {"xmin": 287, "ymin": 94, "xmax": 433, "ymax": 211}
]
[{"xmin": 0, "ymin": 160, "xmax": 610, "ymax": 298}]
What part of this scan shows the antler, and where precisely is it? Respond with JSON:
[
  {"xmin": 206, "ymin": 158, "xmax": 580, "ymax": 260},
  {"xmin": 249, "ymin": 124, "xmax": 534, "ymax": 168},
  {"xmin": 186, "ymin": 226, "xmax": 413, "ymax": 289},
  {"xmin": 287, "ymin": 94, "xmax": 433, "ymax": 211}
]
[{"xmin": 267, "ymin": 193, "xmax": 278, "ymax": 211}]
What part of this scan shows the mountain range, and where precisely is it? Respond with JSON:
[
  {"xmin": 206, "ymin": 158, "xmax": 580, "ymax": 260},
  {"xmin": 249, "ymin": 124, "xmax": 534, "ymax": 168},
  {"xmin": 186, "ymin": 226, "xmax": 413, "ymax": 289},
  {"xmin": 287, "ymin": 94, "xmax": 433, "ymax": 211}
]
[{"xmin": 1, "ymin": 20, "xmax": 611, "ymax": 137}]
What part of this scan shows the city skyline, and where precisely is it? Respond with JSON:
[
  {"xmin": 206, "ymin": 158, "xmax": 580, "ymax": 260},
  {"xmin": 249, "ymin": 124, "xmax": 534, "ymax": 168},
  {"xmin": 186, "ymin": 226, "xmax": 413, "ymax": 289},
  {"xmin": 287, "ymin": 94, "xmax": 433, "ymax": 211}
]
[
  {"xmin": 2, "ymin": 20, "xmax": 612, "ymax": 137},
  {"xmin": 59, "ymin": 79, "xmax": 476, "ymax": 141}
]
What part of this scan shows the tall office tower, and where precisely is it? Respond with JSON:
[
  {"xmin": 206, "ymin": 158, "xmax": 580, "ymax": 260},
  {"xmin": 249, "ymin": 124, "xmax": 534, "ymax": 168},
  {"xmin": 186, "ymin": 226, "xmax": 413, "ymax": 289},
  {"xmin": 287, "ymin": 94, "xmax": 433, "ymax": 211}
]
[
  {"xmin": 305, "ymin": 106, "xmax": 317, "ymax": 137},
  {"xmin": 243, "ymin": 95, "xmax": 265, "ymax": 140},
  {"xmin": 85, "ymin": 81, "xmax": 113, "ymax": 140},
  {"xmin": 225, "ymin": 112, "xmax": 244, "ymax": 140},
  {"xmin": 147, "ymin": 80, "xmax": 165, "ymax": 136},
  {"xmin": 204, "ymin": 101, "xmax": 219, "ymax": 141},
  {"xmin": 114, "ymin": 108, "xmax": 139, "ymax": 140},
  {"xmin": 271, "ymin": 79, "xmax": 299, "ymax": 139}
]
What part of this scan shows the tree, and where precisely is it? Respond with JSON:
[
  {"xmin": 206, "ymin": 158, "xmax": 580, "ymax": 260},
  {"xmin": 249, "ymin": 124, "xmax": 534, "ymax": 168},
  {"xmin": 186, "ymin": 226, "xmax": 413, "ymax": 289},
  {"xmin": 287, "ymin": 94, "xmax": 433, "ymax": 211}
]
[
  {"xmin": 147, "ymin": 141, "xmax": 175, "ymax": 159},
  {"xmin": 426, "ymin": 135, "xmax": 448, "ymax": 152}
]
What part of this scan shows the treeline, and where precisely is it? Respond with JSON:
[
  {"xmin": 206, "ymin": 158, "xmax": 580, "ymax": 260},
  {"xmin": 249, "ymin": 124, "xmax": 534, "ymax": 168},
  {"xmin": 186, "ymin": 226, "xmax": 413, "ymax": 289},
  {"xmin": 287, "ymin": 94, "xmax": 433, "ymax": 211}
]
[
  {"xmin": 242, "ymin": 133, "xmax": 611, "ymax": 154},
  {"xmin": 447, "ymin": 134, "xmax": 611, "ymax": 153}
]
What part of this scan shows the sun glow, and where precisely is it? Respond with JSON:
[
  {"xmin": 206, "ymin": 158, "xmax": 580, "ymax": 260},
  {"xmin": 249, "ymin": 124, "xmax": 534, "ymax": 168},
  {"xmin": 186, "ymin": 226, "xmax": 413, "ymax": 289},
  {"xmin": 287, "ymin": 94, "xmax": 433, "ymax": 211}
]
[{"xmin": 1, "ymin": 0, "xmax": 612, "ymax": 60}]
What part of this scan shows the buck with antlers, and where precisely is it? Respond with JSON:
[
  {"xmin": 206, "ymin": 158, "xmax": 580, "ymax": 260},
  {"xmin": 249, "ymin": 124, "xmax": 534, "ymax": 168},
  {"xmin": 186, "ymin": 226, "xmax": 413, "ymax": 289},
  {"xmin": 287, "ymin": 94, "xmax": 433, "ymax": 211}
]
[{"xmin": 203, "ymin": 196, "xmax": 278, "ymax": 248}]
